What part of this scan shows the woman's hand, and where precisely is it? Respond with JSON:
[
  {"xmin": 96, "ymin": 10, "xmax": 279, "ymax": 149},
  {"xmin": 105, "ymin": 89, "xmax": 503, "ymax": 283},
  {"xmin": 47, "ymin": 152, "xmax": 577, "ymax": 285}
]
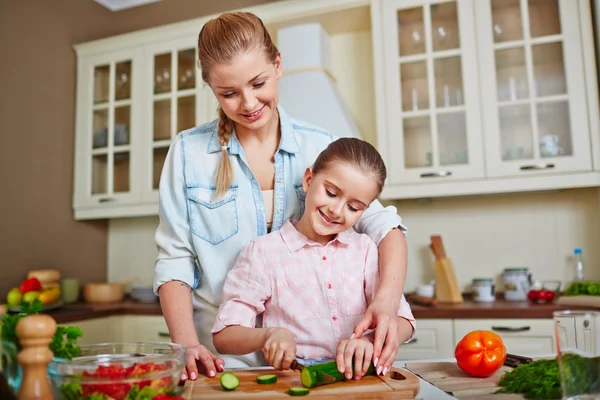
[
  {"xmin": 352, "ymin": 298, "xmax": 399, "ymax": 375},
  {"xmin": 183, "ymin": 344, "xmax": 225, "ymax": 380},
  {"xmin": 335, "ymin": 336, "xmax": 374, "ymax": 380},
  {"xmin": 262, "ymin": 327, "xmax": 296, "ymax": 370}
]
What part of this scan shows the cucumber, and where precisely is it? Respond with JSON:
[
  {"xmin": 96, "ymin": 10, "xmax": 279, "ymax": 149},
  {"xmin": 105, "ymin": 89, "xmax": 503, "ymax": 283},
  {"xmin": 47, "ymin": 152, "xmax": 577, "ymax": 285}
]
[
  {"xmin": 288, "ymin": 387, "xmax": 310, "ymax": 396},
  {"xmin": 300, "ymin": 361, "xmax": 377, "ymax": 388},
  {"xmin": 257, "ymin": 374, "xmax": 277, "ymax": 384},
  {"xmin": 220, "ymin": 372, "xmax": 240, "ymax": 391}
]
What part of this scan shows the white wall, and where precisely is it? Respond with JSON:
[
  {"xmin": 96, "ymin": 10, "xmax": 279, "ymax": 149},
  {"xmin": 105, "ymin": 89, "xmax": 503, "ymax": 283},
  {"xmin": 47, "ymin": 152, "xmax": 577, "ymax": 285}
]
[{"xmin": 108, "ymin": 187, "xmax": 600, "ymax": 293}]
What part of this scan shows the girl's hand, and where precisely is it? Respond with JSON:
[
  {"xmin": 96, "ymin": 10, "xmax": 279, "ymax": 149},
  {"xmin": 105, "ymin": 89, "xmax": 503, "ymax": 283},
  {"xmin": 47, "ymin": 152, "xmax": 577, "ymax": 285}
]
[
  {"xmin": 183, "ymin": 344, "xmax": 225, "ymax": 380},
  {"xmin": 353, "ymin": 298, "xmax": 399, "ymax": 375},
  {"xmin": 335, "ymin": 336, "xmax": 374, "ymax": 380},
  {"xmin": 263, "ymin": 327, "xmax": 296, "ymax": 370}
]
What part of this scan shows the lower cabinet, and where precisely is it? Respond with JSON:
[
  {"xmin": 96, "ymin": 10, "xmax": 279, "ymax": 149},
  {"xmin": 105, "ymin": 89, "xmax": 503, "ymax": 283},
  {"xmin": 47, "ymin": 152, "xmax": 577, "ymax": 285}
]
[
  {"xmin": 397, "ymin": 319, "xmax": 455, "ymax": 361},
  {"xmin": 454, "ymin": 318, "xmax": 556, "ymax": 355},
  {"xmin": 64, "ymin": 315, "xmax": 170, "ymax": 345},
  {"xmin": 62, "ymin": 317, "xmax": 113, "ymax": 345}
]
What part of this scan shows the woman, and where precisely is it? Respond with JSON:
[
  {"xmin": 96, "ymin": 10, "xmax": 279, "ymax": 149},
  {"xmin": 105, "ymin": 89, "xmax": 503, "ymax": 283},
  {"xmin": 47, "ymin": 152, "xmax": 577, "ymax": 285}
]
[{"xmin": 154, "ymin": 11, "xmax": 409, "ymax": 381}]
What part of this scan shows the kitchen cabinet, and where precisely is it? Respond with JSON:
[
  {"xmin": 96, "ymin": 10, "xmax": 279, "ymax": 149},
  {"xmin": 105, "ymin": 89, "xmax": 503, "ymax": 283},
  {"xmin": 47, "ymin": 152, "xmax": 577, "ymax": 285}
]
[
  {"xmin": 114, "ymin": 315, "xmax": 171, "ymax": 343},
  {"xmin": 454, "ymin": 318, "xmax": 555, "ymax": 355},
  {"xmin": 372, "ymin": 0, "xmax": 600, "ymax": 199},
  {"xmin": 397, "ymin": 319, "xmax": 454, "ymax": 360},
  {"xmin": 63, "ymin": 317, "xmax": 113, "ymax": 345}
]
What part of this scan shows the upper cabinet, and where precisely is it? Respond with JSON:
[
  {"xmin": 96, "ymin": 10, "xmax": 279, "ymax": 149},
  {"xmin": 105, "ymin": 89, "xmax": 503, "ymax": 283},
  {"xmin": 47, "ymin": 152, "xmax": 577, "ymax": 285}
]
[
  {"xmin": 372, "ymin": 0, "xmax": 600, "ymax": 199},
  {"xmin": 72, "ymin": 0, "xmax": 600, "ymax": 219}
]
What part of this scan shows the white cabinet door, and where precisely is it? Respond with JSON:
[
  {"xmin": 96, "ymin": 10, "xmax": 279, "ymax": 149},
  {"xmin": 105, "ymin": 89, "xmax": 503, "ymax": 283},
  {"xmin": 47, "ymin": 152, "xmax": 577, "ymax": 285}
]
[
  {"xmin": 73, "ymin": 48, "xmax": 144, "ymax": 218},
  {"xmin": 116, "ymin": 315, "xmax": 171, "ymax": 343},
  {"xmin": 475, "ymin": 0, "xmax": 592, "ymax": 177},
  {"xmin": 397, "ymin": 319, "xmax": 454, "ymax": 360},
  {"xmin": 374, "ymin": 0, "xmax": 484, "ymax": 185},
  {"xmin": 63, "ymin": 317, "xmax": 111, "ymax": 346},
  {"xmin": 142, "ymin": 38, "xmax": 220, "ymax": 203},
  {"xmin": 454, "ymin": 318, "xmax": 555, "ymax": 355}
]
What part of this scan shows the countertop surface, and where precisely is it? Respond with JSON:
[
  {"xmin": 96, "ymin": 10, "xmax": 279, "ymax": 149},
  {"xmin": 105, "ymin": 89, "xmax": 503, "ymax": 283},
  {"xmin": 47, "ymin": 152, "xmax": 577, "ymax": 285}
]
[{"xmin": 10, "ymin": 296, "xmax": 593, "ymax": 324}]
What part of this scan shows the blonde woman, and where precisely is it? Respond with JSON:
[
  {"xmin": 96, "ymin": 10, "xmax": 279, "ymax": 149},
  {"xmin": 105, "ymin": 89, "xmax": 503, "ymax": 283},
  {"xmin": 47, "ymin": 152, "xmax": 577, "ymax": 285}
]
[{"xmin": 154, "ymin": 12, "xmax": 409, "ymax": 380}]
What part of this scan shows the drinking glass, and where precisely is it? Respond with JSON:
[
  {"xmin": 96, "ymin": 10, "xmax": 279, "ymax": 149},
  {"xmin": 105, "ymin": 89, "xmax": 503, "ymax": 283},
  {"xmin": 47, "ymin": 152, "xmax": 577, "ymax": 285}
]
[{"xmin": 553, "ymin": 310, "xmax": 600, "ymax": 399}]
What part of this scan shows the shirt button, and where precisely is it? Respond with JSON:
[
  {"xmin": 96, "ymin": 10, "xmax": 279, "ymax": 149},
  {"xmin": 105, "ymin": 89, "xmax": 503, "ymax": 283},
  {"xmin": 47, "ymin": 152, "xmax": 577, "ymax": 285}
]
[
  {"xmin": 327, "ymin": 283, "xmax": 332, "ymax": 289},
  {"xmin": 277, "ymin": 207, "xmax": 283, "ymax": 213},
  {"xmin": 322, "ymin": 256, "xmax": 327, "ymax": 261},
  {"xmin": 332, "ymin": 316, "xmax": 337, "ymax": 321},
  {"xmin": 258, "ymin": 206, "xmax": 263, "ymax": 211}
]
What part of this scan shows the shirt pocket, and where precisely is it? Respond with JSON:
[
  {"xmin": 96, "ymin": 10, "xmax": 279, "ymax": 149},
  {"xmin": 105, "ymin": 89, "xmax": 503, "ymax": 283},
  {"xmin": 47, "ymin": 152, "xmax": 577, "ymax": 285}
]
[
  {"xmin": 341, "ymin": 272, "xmax": 367, "ymax": 316},
  {"xmin": 293, "ymin": 184, "xmax": 306, "ymax": 220},
  {"xmin": 187, "ymin": 185, "xmax": 239, "ymax": 245},
  {"xmin": 276, "ymin": 275, "xmax": 323, "ymax": 321}
]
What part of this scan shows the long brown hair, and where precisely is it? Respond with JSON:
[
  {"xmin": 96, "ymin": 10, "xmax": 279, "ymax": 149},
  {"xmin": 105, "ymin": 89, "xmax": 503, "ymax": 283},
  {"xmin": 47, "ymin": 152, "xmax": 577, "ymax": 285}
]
[
  {"xmin": 197, "ymin": 12, "xmax": 279, "ymax": 197},
  {"xmin": 312, "ymin": 138, "xmax": 387, "ymax": 195}
]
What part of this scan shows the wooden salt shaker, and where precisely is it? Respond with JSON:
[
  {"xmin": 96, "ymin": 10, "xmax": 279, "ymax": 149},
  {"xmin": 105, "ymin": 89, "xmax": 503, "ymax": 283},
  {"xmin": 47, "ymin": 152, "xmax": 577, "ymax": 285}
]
[{"xmin": 16, "ymin": 315, "xmax": 56, "ymax": 400}]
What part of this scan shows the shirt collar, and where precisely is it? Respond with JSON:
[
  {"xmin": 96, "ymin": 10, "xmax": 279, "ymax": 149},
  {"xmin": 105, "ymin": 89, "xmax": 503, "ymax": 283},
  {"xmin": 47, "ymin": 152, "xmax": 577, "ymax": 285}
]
[
  {"xmin": 279, "ymin": 220, "xmax": 354, "ymax": 253},
  {"xmin": 207, "ymin": 105, "xmax": 300, "ymax": 154}
]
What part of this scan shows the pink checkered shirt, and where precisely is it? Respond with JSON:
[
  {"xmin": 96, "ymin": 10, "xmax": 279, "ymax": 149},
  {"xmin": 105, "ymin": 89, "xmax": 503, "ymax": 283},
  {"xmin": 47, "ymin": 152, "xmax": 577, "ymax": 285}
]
[{"xmin": 212, "ymin": 220, "xmax": 416, "ymax": 360}]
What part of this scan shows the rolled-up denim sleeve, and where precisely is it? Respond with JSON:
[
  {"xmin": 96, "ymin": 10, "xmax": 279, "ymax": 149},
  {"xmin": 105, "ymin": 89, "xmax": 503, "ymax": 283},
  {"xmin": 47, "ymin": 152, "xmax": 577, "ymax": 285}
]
[
  {"xmin": 154, "ymin": 135, "xmax": 197, "ymax": 295},
  {"xmin": 353, "ymin": 200, "xmax": 407, "ymax": 245}
]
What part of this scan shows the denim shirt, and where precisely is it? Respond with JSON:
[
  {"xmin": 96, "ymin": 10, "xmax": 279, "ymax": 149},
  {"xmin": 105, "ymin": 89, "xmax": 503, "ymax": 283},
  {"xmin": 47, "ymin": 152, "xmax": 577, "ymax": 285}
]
[{"xmin": 154, "ymin": 106, "xmax": 407, "ymax": 367}]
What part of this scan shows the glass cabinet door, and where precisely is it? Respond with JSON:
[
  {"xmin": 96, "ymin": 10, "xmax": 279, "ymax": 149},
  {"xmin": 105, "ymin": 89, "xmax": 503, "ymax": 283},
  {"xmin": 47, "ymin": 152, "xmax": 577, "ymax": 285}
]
[
  {"xmin": 476, "ymin": 0, "xmax": 591, "ymax": 176},
  {"xmin": 147, "ymin": 43, "xmax": 220, "ymax": 195},
  {"xmin": 381, "ymin": 0, "xmax": 483, "ymax": 184},
  {"xmin": 87, "ymin": 57, "xmax": 138, "ymax": 204}
]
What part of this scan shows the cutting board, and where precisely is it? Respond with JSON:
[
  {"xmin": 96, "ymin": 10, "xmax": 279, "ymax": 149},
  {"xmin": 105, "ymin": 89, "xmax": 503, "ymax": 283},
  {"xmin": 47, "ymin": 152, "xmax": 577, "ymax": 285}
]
[
  {"xmin": 557, "ymin": 295, "xmax": 600, "ymax": 308},
  {"xmin": 405, "ymin": 362, "xmax": 523, "ymax": 400},
  {"xmin": 184, "ymin": 367, "xmax": 420, "ymax": 399}
]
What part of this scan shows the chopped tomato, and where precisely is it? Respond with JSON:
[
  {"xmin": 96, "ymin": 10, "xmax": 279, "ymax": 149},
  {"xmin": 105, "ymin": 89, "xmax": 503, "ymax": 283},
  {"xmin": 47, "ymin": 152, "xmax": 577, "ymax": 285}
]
[{"xmin": 454, "ymin": 330, "xmax": 507, "ymax": 377}]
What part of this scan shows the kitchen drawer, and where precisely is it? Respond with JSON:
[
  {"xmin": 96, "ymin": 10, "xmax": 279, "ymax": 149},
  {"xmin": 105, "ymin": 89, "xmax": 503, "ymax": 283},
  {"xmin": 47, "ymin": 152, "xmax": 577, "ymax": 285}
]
[
  {"xmin": 116, "ymin": 315, "xmax": 171, "ymax": 343},
  {"xmin": 397, "ymin": 319, "xmax": 454, "ymax": 361},
  {"xmin": 64, "ymin": 317, "xmax": 111, "ymax": 345},
  {"xmin": 454, "ymin": 319, "xmax": 556, "ymax": 355}
]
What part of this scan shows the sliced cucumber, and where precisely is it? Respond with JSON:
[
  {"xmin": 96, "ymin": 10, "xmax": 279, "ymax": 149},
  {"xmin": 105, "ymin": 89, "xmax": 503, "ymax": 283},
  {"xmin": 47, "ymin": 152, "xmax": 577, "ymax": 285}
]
[
  {"xmin": 257, "ymin": 374, "xmax": 278, "ymax": 384},
  {"xmin": 220, "ymin": 372, "xmax": 240, "ymax": 391},
  {"xmin": 289, "ymin": 387, "xmax": 310, "ymax": 396}
]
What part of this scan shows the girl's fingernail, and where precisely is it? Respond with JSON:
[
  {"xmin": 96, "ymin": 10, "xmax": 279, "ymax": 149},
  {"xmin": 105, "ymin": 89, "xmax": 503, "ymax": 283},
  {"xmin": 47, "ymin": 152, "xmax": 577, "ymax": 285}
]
[
  {"xmin": 181, "ymin": 374, "xmax": 187, "ymax": 380},
  {"xmin": 190, "ymin": 372, "xmax": 196, "ymax": 380},
  {"xmin": 377, "ymin": 366, "xmax": 383, "ymax": 375},
  {"xmin": 374, "ymin": 357, "xmax": 379, "ymax": 367},
  {"xmin": 209, "ymin": 370, "xmax": 215, "ymax": 377},
  {"xmin": 219, "ymin": 363, "xmax": 224, "ymax": 370},
  {"xmin": 350, "ymin": 333, "xmax": 355, "ymax": 339},
  {"xmin": 383, "ymin": 367, "xmax": 389, "ymax": 375}
]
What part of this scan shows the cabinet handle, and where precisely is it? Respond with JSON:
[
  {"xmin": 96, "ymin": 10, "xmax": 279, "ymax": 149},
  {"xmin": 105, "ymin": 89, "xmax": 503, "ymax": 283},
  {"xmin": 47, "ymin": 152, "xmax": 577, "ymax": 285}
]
[
  {"xmin": 420, "ymin": 171, "xmax": 452, "ymax": 178},
  {"xmin": 402, "ymin": 337, "xmax": 418, "ymax": 345},
  {"xmin": 158, "ymin": 332, "xmax": 170, "ymax": 338},
  {"xmin": 98, "ymin": 197, "xmax": 115, "ymax": 203},
  {"xmin": 519, "ymin": 163, "xmax": 555, "ymax": 171},
  {"xmin": 491, "ymin": 326, "xmax": 530, "ymax": 332}
]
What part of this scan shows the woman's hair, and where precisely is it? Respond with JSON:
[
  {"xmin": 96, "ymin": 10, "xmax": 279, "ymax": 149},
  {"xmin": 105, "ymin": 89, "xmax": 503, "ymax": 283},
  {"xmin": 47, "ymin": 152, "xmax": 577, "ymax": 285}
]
[
  {"xmin": 197, "ymin": 12, "xmax": 279, "ymax": 198},
  {"xmin": 312, "ymin": 138, "xmax": 387, "ymax": 195}
]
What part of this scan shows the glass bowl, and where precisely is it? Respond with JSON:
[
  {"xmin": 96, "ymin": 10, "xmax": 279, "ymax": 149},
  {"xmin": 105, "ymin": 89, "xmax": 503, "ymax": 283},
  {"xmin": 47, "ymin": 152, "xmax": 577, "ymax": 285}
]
[{"xmin": 48, "ymin": 342, "xmax": 185, "ymax": 400}]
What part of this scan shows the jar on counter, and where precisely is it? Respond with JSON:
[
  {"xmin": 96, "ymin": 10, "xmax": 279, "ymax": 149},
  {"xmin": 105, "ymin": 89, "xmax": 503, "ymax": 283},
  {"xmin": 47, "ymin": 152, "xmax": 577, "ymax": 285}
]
[
  {"xmin": 472, "ymin": 278, "xmax": 495, "ymax": 302},
  {"xmin": 503, "ymin": 267, "xmax": 531, "ymax": 301}
]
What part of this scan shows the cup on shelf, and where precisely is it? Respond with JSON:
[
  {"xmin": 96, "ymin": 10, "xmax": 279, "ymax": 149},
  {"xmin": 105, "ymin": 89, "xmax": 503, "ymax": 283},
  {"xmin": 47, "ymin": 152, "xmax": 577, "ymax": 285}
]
[{"xmin": 60, "ymin": 278, "xmax": 80, "ymax": 304}]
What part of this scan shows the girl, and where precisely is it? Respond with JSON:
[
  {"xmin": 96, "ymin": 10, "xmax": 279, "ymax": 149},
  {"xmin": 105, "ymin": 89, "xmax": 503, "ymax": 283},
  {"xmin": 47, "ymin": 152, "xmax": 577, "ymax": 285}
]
[
  {"xmin": 212, "ymin": 138, "xmax": 415, "ymax": 380},
  {"xmin": 154, "ymin": 11, "xmax": 409, "ymax": 380}
]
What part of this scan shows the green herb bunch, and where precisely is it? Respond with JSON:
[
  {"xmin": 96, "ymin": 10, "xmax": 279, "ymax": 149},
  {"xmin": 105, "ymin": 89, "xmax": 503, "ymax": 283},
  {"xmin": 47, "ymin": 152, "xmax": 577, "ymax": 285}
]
[
  {"xmin": 1, "ymin": 300, "xmax": 82, "ymax": 360},
  {"xmin": 564, "ymin": 281, "xmax": 600, "ymax": 296}
]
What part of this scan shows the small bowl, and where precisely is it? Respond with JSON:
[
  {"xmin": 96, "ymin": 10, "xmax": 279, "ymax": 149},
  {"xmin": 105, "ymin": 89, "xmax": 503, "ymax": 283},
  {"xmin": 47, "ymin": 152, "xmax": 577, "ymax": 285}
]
[
  {"xmin": 130, "ymin": 286, "xmax": 159, "ymax": 303},
  {"xmin": 83, "ymin": 283, "xmax": 125, "ymax": 303},
  {"xmin": 48, "ymin": 342, "xmax": 185, "ymax": 399}
]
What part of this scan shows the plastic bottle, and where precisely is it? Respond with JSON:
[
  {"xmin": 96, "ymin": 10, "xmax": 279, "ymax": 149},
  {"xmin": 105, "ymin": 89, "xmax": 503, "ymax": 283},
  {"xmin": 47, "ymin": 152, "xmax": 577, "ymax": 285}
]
[{"xmin": 574, "ymin": 248, "xmax": 585, "ymax": 281}]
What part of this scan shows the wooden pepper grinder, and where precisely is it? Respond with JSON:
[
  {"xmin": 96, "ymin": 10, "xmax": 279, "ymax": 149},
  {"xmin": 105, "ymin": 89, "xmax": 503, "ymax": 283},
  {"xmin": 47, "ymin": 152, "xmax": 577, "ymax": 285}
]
[{"xmin": 16, "ymin": 315, "xmax": 56, "ymax": 400}]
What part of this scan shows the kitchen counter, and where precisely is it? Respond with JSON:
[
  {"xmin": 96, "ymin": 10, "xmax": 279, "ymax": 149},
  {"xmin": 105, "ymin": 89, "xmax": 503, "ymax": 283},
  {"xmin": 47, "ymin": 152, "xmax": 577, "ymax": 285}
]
[{"xmin": 15, "ymin": 296, "xmax": 594, "ymax": 324}]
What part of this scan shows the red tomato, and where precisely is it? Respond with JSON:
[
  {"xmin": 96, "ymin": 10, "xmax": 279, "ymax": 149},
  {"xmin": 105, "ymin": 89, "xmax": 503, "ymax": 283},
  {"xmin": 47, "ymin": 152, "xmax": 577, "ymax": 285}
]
[
  {"xmin": 527, "ymin": 290, "xmax": 539, "ymax": 301},
  {"xmin": 454, "ymin": 330, "xmax": 507, "ymax": 377},
  {"xmin": 546, "ymin": 290, "xmax": 556, "ymax": 301},
  {"xmin": 20, "ymin": 277, "xmax": 42, "ymax": 294}
]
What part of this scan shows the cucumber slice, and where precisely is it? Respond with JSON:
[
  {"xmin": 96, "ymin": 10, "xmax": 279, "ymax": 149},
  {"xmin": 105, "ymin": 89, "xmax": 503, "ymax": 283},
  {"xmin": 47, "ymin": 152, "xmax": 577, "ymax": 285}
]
[
  {"xmin": 220, "ymin": 372, "xmax": 240, "ymax": 391},
  {"xmin": 289, "ymin": 387, "xmax": 310, "ymax": 396},
  {"xmin": 257, "ymin": 374, "xmax": 278, "ymax": 384}
]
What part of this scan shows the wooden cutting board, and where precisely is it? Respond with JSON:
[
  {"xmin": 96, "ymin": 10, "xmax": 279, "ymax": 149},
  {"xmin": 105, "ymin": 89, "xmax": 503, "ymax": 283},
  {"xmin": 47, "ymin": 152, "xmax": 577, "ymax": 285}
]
[
  {"xmin": 184, "ymin": 367, "xmax": 420, "ymax": 399},
  {"xmin": 557, "ymin": 295, "xmax": 600, "ymax": 308},
  {"xmin": 405, "ymin": 362, "xmax": 523, "ymax": 400}
]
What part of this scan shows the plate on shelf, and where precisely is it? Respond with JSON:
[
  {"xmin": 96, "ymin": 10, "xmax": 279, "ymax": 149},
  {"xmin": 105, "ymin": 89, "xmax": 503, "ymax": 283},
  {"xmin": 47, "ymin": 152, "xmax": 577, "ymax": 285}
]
[{"xmin": 7, "ymin": 300, "xmax": 64, "ymax": 313}]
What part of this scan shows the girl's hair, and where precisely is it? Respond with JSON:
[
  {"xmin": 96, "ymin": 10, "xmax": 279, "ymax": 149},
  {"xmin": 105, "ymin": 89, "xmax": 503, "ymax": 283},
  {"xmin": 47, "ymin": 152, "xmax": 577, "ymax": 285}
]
[
  {"xmin": 197, "ymin": 12, "xmax": 279, "ymax": 198},
  {"xmin": 312, "ymin": 138, "xmax": 387, "ymax": 195}
]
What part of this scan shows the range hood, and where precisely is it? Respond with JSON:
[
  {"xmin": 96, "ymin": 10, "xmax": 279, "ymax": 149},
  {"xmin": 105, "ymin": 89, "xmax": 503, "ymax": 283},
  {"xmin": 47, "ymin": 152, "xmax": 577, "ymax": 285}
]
[{"xmin": 277, "ymin": 24, "xmax": 361, "ymax": 139}]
